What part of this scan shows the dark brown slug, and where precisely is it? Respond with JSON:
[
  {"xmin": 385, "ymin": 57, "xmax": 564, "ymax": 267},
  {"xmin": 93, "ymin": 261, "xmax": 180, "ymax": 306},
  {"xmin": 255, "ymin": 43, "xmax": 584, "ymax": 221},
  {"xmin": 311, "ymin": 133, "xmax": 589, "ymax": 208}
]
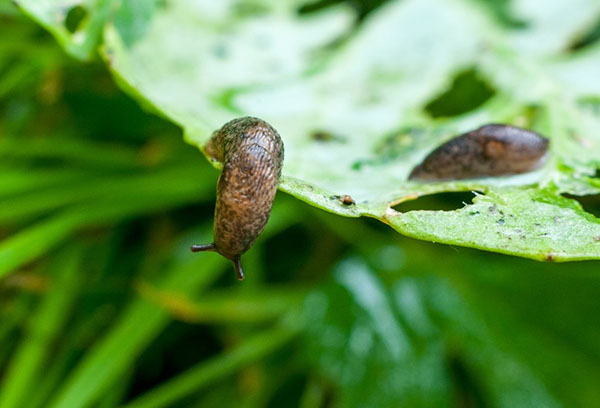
[
  {"xmin": 191, "ymin": 117, "xmax": 284, "ymax": 280},
  {"xmin": 409, "ymin": 124, "xmax": 549, "ymax": 181}
]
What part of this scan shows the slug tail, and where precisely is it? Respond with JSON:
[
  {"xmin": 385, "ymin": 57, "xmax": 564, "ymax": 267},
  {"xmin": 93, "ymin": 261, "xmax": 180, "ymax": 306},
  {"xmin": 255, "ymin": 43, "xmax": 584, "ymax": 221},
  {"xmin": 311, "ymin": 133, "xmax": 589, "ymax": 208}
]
[
  {"xmin": 190, "ymin": 243, "xmax": 216, "ymax": 252},
  {"xmin": 233, "ymin": 258, "xmax": 245, "ymax": 280}
]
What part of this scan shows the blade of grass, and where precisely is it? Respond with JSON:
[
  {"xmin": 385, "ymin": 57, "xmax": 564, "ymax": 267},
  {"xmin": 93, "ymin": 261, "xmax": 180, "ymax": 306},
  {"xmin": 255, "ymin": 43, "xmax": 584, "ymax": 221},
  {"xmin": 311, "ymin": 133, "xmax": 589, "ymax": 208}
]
[
  {"xmin": 0, "ymin": 61, "xmax": 37, "ymax": 98},
  {"xmin": 96, "ymin": 367, "xmax": 134, "ymax": 408},
  {"xmin": 137, "ymin": 285, "xmax": 306, "ymax": 324},
  {"xmin": 0, "ymin": 295, "xmax": 33, "ymax": 369},
  {"xmin": 0, "ymin": 168, "xmax": 102, "ymax": 199},
  {"xmin": 0, "ymin": 136, "xmax": 144, "ymax": 169},
  {"xmin": 0, "ymin": 164, "xmax": 213, "ymax": 224},
  {"xmin": 47, "ymin": 200, "xmax": 298, "ymax": 408},
  {"xmin": 47, "ymin": 230, "xmax": 227, "ymax": 408},
  {"xmin": 0, "ymin": 164, "xmax": 214, "ymax": 279},
  {"xmin": 299, "ymin": 377, "xmax": 327, "ymax": 408},
  {"xmin": 0, "ymin": 213, "xmax": 81, "ymax": 279},
  {"xmin": 0, "ymin": 244, "xmax": 85, "ymax": 408},
  {"xmin": 28, "ymin": 305, "xmax": 121, "ymax": 408},
  {"xmin": 123, "ymin": 325, "xmax": 300, "ymax": 408}
]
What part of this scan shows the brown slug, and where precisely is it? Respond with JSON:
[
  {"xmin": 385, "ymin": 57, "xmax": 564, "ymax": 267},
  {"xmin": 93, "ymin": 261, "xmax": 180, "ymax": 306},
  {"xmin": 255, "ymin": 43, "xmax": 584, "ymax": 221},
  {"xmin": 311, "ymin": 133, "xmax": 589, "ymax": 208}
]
[
  {"xmin": 409, "ymin": 124, "xmax": 549, "ymax": 181},
  {"xmin": 191, "ymin": 117, "xmax": 284, "ymax": 280}
]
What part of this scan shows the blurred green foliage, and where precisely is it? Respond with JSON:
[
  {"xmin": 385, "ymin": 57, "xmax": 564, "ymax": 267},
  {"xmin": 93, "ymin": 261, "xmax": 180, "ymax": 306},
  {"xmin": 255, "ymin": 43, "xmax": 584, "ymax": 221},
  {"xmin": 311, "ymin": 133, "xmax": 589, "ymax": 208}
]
[{"xmin": 1, "ymin": 1, "xmax": 600, "ymax": 408}]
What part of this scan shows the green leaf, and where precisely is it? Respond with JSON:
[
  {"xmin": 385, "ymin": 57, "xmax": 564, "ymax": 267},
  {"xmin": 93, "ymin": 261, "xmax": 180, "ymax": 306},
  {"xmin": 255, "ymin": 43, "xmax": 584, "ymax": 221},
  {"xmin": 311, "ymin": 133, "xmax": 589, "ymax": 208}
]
[
  {"xmin": 14, "ymin": 0, "xmax": 112, "ymax": 60},
  {"xmin": 18, "ymin": 0, "xmax": 600, "ymax": 260},
  {"xmin": 303, "ymin": 254, "xmax": 600, "ymax": 407},
  {"xmin": 123, "ymin": 325, "xmax": 299, "ymax": 408},
  {"xmin": 0, "ymin": 245, "xmax": 85, "ymax": 408}
]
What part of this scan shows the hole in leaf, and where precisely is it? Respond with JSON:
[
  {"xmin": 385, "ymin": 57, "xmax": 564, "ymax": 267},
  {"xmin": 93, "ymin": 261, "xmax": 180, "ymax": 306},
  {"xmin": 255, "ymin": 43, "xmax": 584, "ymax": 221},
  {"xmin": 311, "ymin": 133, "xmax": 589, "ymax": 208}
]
[
  {"xmin": 298, "ymin": 0, "xmax": 391, "ymax": 20},
  {"xmin": 392, "ymin": 191, "xmax": 482, "ymax": 213},
  {"xmin": 562, "ymin": 193, "xmax": 600, "ymax": 218},
  {"xmin": 64, "ymin": 5, "xmax": 87, "ymax": 33},
  {"xmin": 569, "ymin": 18, "xmax": 600, "ymax": 51},
  {"xmin": 474, "ymin": 0, "xmax": 527, "ymax": 28},
  {"xmin": 424, "ymin": 68, "xmax": 495, "ymax": 118}
]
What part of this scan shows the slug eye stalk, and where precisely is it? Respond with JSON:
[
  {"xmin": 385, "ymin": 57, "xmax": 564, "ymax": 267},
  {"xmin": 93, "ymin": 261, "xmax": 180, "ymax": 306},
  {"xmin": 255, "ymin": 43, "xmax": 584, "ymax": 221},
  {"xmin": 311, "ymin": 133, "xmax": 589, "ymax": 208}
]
[{"xmin": 190, "ymin": 244, "xmax": 245, "ymax": 280}]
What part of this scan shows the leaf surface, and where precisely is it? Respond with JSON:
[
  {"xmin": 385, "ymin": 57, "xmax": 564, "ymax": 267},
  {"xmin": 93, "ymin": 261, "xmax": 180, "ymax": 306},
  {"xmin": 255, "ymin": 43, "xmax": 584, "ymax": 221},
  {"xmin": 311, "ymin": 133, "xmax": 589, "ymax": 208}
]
[{"xmin": 17, "ymin": 0, "xmax": 600, "ymax": 259}]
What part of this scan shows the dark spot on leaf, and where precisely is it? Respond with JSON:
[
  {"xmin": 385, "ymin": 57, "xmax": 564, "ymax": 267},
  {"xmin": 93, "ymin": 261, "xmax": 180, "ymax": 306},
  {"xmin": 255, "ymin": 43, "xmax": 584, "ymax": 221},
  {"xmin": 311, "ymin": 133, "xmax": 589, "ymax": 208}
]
[
  {"xmin": 497, "ymin": 218, "xmax": 505, "ymax": 225},
  {"xmin": 392, "ymin": 191, "xmax": 482, "ymax": 213},
  {"xmin": 546, "ymin": 253, "xmax": 556, "ymax": 262},
  {"xmin": 64, "ymin": 5, "xmax": 87, "ymax": 33},
  {"xmin": 562, "ymin": 193, "xmax": 600, "ymax": 218},
  {"xmin": 351, "ymin": 160, "xmax": 366, "ymax": 170},
  {"xmin": 488, "ymin": 205, "xmax": 496, "ymax": 214},
  {"xmin": 311, "ymin": 130, "xmax": 345, "ymax": 143},
  {"xmin": 375, "ymin": 127, "xmax": 422, "ymax": 155},
  {"xmin": 568, "ymin": 18, "xmax": 600, "ymax": 51},
  {"xmin": 424, "ymin": 68, "xmax": 495, "ymax": 118},
  {"xmin": 353, "ymin": 127, "xmax": 429, "ymax": 170},
  {"xmin": 212, "ymin": 44, "xmax": 227, "ymax": 59}
]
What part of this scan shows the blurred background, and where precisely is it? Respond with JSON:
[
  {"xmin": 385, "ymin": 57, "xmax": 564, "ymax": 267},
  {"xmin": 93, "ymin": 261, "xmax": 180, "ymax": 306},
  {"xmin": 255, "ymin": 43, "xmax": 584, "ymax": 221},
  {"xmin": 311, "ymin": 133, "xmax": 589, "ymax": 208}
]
[{"xmin": 2, "ymin": 0, "xmax": 600, "ymax": 407}]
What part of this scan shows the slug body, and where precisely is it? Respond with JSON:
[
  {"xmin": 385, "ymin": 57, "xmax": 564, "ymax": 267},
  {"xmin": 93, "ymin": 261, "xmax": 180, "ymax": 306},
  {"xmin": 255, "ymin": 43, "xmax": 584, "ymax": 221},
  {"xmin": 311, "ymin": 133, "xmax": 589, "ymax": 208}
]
[
  {"xmin": 409, "ymin": 124, "xmax": 549, "ymax": 181},
  {"xmin": 191, "ymin": 117, "xmax": 284, "ymax": 280}
]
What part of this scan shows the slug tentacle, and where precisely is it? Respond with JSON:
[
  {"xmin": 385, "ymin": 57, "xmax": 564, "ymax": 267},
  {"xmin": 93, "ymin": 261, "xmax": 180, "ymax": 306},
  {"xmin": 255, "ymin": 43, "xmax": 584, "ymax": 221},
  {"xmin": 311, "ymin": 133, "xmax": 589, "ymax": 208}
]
[
  {"xmin": 190, "ymin": 244, "xmax": 216, "ymax": 252},
  {"xmin": 233, "ymin": 258, "xmax": 244, "ymax": 281},
  {"xmin": 191, "ymin": 117, "xmax": 284, "ymax": 280}
]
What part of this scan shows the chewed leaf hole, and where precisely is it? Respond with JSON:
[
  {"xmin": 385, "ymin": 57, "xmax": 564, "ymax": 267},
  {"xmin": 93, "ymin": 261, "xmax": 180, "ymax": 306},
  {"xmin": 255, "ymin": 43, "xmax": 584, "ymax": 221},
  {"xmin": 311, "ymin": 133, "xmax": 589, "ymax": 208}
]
[
  {"xmin": 478, "ymin": 0, "xmax": 528, "ymax": 28},
  {"xmin": 424, "ymin": 68, "xmax": 495, "ymax": 118},
  {"xmin": 298, "ymin": 0, "xmax": 390, "ymax": 20},
  {"xmin": 568, "ymin": 19, "xmax": 600, "ymax": 51},
  {"xmin": 392, "ymin": 191, "xmax": 482, "ymax": 213},
  {"xmin": 562, "ymin": 194, "xmax": 600, "ymax": 218},
  {"xmin": 64, "ymin": 5, "xmax": 87, "ymax": 33}
]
